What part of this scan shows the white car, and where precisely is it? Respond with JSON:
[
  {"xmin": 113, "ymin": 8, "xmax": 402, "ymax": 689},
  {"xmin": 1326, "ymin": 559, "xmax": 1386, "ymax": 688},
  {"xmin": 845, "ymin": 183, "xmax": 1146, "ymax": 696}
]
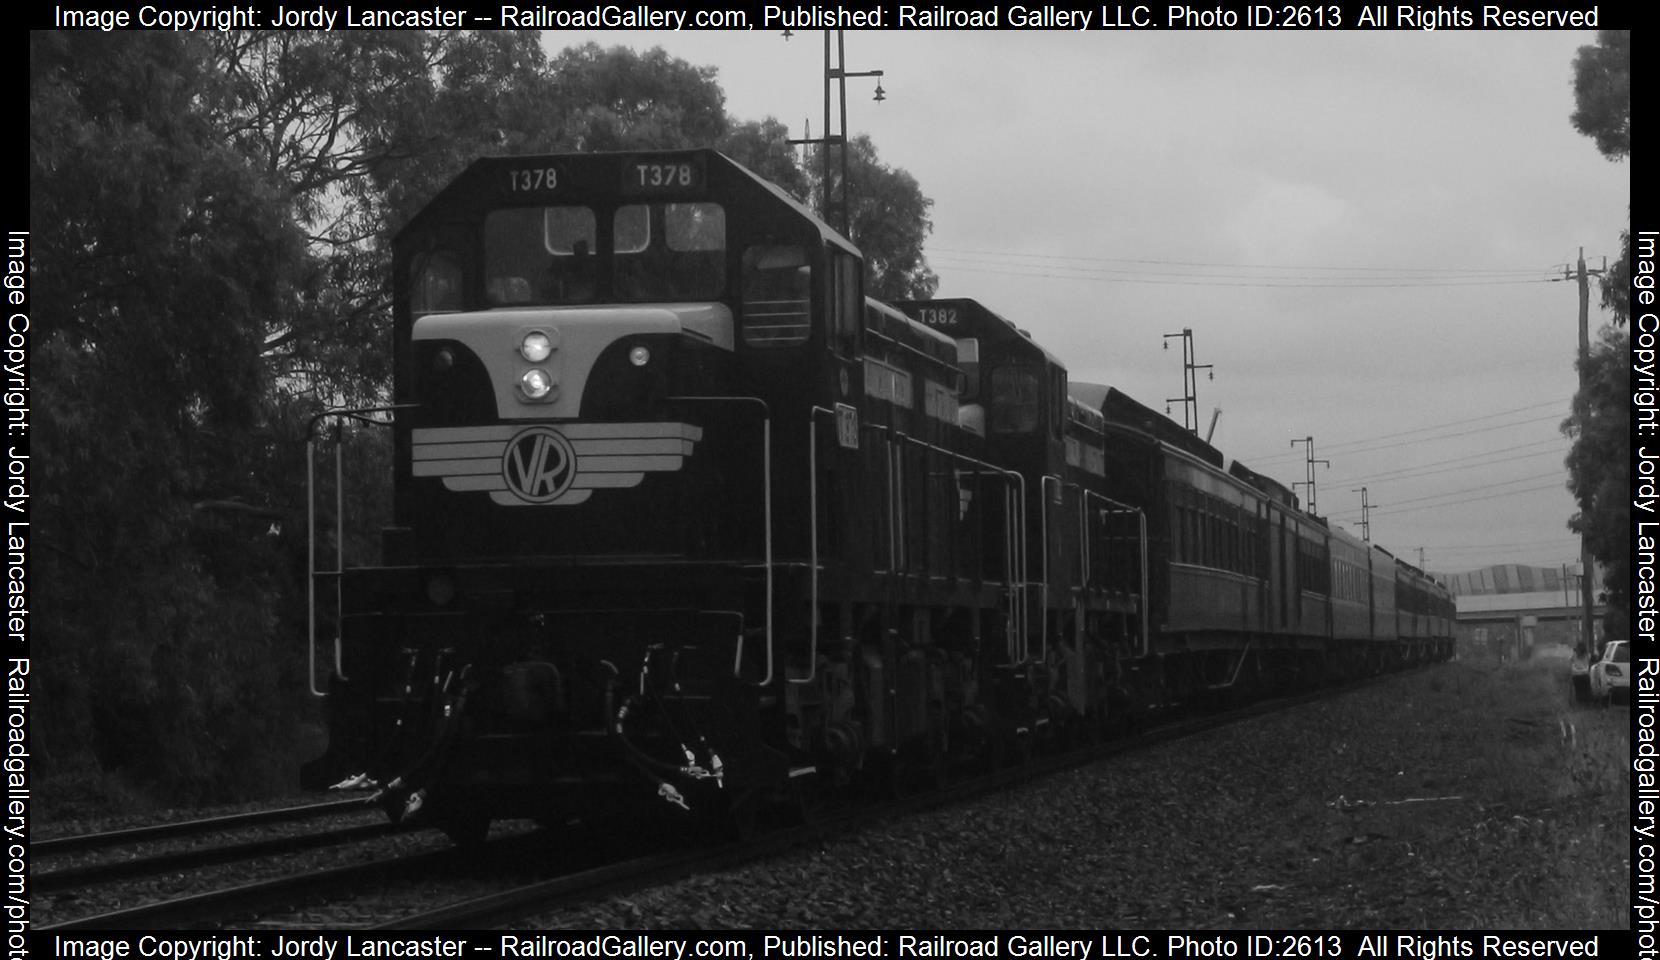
[{"xmin": 1588, "ymin": 640, "xmax": 1630, "ymax": 704}]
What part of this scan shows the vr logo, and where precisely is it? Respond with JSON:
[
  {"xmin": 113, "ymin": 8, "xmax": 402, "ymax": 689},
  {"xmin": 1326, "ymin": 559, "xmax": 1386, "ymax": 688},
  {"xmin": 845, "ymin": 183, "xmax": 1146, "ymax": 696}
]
[{"xmin": 502, "ymin": 426, "xmax": 576, "ymax": 503}]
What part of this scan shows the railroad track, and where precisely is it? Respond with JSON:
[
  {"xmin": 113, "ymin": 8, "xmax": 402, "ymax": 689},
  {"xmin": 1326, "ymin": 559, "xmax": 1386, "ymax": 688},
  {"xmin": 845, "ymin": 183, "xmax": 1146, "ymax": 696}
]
[
  {"xmin": 41, "ymin": 847, "xmax": 460, "ymax": 930},
  {"xmin": 36, "ymin": 796, "xmax": 377, "ymax": 856},
  {"xmin": 378, "ymin": 677, "xmax": 1397, "ymax": 928},
  {"xmin": 40, "ymin": 670, "xmax": 1426, "ymax": 929},
  {"xmin": 34, "ymin": 821, "xmax": 398, "ymax": 893}
]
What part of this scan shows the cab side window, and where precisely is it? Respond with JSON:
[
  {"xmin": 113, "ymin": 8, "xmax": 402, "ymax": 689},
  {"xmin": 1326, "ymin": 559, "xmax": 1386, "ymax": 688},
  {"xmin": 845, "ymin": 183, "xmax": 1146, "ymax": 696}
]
[
  {"xmin": 988, "ymin": 365, "xmax": 1040, "ymax": 433},
  {"xmin": 741, "ymin": 245, "xmax": 811, "ymax": 347},
  {"xmin": 411, "ymin": 250, "xmax": 463, "ymax": 317},
  {"xmin": 831, "ymin": 252, "xmax": 861, "ymax": 355}
]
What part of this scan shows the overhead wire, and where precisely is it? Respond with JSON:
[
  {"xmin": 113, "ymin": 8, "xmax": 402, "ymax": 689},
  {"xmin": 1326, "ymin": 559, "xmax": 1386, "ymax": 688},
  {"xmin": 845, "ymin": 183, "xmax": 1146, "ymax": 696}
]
[
  {"xmin": 931, "ymin": 246, "xmax": 1561, "ymax": 275},
  {"xmin": 1324, "ymin": 439, "xmax": 1566, "ymax": 486},
  {"xmin": 1368, "ymin": 477, "xmax": 1568, "ymax": 516},
  {"xmin": 925, "ymin": 258, "xmax": 1562, "ymax": 289},
  {"xmin": 927, "ymin": 247, "xmax": 1565, "ymax": 288},
  {"xmin": 1243, "ymin": 404, "xmax": 1571, "ymax": 468}
]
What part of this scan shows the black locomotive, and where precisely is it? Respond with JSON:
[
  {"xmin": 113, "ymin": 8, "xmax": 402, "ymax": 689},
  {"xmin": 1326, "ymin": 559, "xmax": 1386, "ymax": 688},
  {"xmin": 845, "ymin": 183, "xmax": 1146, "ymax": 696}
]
[{"xmin": 303, "ymin": 150, "xmax": 1454, "ymax": 842}]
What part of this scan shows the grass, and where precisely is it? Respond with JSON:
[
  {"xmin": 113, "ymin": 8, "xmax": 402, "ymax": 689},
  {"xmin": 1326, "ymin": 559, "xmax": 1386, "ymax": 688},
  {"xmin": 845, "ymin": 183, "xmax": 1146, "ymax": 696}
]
[{"xmin": 1412, "ymin": 650, "xmax": 1629, "ymax": 927}]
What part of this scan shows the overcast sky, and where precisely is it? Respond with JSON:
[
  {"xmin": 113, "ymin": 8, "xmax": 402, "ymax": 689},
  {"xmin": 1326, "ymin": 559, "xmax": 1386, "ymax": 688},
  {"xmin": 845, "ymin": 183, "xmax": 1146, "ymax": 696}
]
[{"xmin": 549, "ymin": 29, "xmax": 1627, "ymax": 577}]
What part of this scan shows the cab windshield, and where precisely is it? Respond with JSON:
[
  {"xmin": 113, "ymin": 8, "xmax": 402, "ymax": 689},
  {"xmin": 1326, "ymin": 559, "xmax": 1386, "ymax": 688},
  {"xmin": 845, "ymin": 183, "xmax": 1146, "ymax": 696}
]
[{"xmin": 483, "ymin": 203, "xmax": 726, "ymax": 307}]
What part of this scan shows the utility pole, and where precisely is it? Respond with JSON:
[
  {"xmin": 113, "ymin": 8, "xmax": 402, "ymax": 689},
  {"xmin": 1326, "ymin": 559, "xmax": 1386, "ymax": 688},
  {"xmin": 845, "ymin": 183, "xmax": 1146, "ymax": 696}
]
[
  {"xmin": 1162, "ymin": 328, "xmax": 1213, "ymax": 434},
  {"xmin": 1352, "ymin": 486, "xmax": 1372, "ymax": 541},
  {"xmin": 784, "ymin": 30, "xmax": 885, "ymax": 237},
  {"xmin": 1290, "ymin": 436, "xmax": 1330, "ymax": 516},
  {"xmin": 1566, "ymin": 247, "xmax": 1606, "ymax": 653}
]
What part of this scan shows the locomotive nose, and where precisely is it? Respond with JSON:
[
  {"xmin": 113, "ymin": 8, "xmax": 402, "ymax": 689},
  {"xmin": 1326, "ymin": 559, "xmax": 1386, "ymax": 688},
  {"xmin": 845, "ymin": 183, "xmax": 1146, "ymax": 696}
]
[{"xmin": 412, "ymin": 303, "xmax": 733, "ymax": 421}]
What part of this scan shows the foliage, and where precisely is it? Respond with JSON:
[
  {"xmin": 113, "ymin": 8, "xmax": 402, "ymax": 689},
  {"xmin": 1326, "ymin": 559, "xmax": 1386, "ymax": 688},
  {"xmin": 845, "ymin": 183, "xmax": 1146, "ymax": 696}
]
[
  {"xmin": 546, "ymin": 43, "xmax": 727, "ymax": 153},
  {"xmin": 799, "ymin": 135, "xmax": 940, "ymax": 301},
  {"xmin": 205, "ymin": 32, "xmax": 555, "ymax": 408},
  {"xmin": 535, "ymin": 46, "xmax": 940, "ymax": 300},
  {"xmin": 1560, "ymin": 32, "xmax": 1631, "ymax": 634},
  {"xmin": 719, "ymin": 118, "xmax": 813, "ymax": 202},
  {"xmin": 1569, "ymin": 31, "xmax": 1629, "ymax": 161},
  {"xmin": 1561, "ymin": 326, "xmax": 1631, "ymax": 631},
  {"xmin": 841, "ymin": 135, "xmax": 940, "ymax": 301},
  {"xmin": 32, "ymin": 32, "xmax": 939, "ymax": 813},
  {"xmin": 31, "ymin": 31, "xmax": 307, "ymax": 801},
  {"xmin": 1598, "ymin": 228, "xmax": 1631, "ymax": 324}
]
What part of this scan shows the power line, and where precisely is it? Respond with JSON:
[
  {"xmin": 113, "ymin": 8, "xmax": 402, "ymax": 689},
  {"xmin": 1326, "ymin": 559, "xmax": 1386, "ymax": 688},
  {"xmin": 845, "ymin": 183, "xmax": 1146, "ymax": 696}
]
[
  {"xmin": 1240, "ymin": 398, "xmax": 1570, "ymax": 464},
  {"xmin": 930, "ymin": 246, "xmax": 1560, "ymax": 277},
  {"xmin": 1326, "ymin": 441, "xmax": 1565, "ymax": 487},
  {"xmin": 1378, "ymin": 470, "xmax": 1565, "ymax": 506},
  {"xmin": 925, "ymin": 257, "xmax": 1561, "ymax": 290},
  {"xmin": 1368, "ymin": 478, "xmax": 1567, "ymax": 516},
  {"xmin": 1247, "ymin": 412, "xmax": 1565, "ymax": 467}
]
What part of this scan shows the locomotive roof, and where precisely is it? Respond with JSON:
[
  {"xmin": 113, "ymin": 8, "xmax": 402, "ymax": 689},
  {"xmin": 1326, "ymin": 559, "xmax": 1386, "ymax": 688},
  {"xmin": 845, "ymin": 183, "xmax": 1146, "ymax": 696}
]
[
  {"xmin": 1227, "ymin": 460, "xmax": 1298, "ymax": 508},
  {"xmin": 1099, "ymin": 387, "xmax": 1225, "ymax": 469},
  {"xmin": 865, "ymin": 299, "xmax": 958, "ymax": 367},
  {"xmin": 396, "ymin": 148, "xmax": 857, "ymax": 256},
  {"xmin": 1066, "ymin": 396, "xmax": 1105, "ymax": 433},
  {"xmin": 891, "ymin": 298, "xmax": 1064, "ymax": 370}
]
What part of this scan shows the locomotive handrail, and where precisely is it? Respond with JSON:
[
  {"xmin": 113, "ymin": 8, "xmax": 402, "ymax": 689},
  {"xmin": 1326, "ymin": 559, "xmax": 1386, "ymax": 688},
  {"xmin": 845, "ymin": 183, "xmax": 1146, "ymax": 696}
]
[
  {"xmin": 1082, "ymin": 490, "xmax": 1150, "ymax": 659},
  {"xmin": 1077, "ymin": 483, "xmax": 1090, "ymax": 593},
  {"xmin": 859, "ymin": 423, "xmax": 1027, "ymax": 663},
  {"xmin": 862, "ymin": 324, "xmax": 966, "ymax": 379},
  {"xmin": 1044, "ymin": 481, "xmax": 1152, "ymax": 662},
  {"xmin": 305, "ymin": 404, "xmax": 417, "ymax": 698},
  {"xmin": 802, "ymin": 407, "xmax": 833, "ymax": 686},
  {"xmin": 803, "ymin": 409, "xmax": 1026, "ymax": 683},
  {"xmin": 665, "ymin": 395, "xmax": 773, "ymax": 687},
  {"xmin": 1038, "ymin": 474, "xmax": 1066, "ymax": 667}
]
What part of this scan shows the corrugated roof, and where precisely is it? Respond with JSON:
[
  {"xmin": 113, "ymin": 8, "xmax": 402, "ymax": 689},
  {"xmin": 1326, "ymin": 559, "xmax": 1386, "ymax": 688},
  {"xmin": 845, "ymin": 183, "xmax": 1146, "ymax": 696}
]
[
  {"xmin": 1456, "ymin": 590, "xmax": 1587, "ymax": 614},
  {"xmin": 1448, "ymin": 564, "xmax": 1587, "ymax": 597}
]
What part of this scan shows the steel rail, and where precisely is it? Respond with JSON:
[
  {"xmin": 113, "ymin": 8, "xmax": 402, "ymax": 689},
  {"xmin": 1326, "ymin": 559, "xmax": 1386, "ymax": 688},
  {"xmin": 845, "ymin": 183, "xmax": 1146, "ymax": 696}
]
[
  {"xmin": 40, "ymin": 847, "xmax": 458, "ymax": 931},
  {"xmin": 34, "ymin": 821, "xmax": 395, "ymax": 892},
  {"xmin": 34, "ymin": 797, "xmax": 375, "ymax": 857}
]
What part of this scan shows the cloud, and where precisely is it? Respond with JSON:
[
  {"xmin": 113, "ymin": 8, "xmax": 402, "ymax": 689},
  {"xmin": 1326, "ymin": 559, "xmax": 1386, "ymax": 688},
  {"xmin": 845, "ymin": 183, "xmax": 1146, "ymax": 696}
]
[{"xmin": 1223, "ymin": 178, "xmax": 1349, "ymax": 264}]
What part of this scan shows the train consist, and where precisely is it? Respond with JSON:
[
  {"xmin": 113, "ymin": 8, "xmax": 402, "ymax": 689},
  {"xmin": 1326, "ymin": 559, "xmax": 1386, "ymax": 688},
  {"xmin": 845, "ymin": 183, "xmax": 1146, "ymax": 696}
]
[{"xmin": 303, "ymin": 149, "xmax": 1454, "ymax": 842}]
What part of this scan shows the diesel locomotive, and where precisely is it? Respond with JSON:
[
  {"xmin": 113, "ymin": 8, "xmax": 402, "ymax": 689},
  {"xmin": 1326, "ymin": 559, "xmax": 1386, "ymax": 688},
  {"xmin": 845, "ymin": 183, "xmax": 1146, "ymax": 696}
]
[{"xmin": 302, "ymin": 149, "xmax": 1454, "ymax": 842}]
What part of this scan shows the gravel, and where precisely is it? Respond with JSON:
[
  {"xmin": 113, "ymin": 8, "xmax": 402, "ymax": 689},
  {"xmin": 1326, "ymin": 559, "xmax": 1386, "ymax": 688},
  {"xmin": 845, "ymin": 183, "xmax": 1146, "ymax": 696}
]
[
  {"xmin": 35, "ymin": 655, "xmax": 1627, "ymax": 930},
  {"xmin": 520, "ymin": 656, "xmax": 1630, "ymax": 930}
]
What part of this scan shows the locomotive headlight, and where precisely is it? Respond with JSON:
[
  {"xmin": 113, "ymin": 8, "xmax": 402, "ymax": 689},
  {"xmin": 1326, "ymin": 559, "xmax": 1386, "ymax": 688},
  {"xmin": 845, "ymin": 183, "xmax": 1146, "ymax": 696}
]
[
  {"xmin": 520, "ymin": 331, "xmax": 553, "ymax": 362},
  {"xmin": 628, "ymin": 345, "xmax": 652, "ymax": 367},
  {"xmin": 520, "ymin": 368, "xmax": 555, "ymax": 400}
]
